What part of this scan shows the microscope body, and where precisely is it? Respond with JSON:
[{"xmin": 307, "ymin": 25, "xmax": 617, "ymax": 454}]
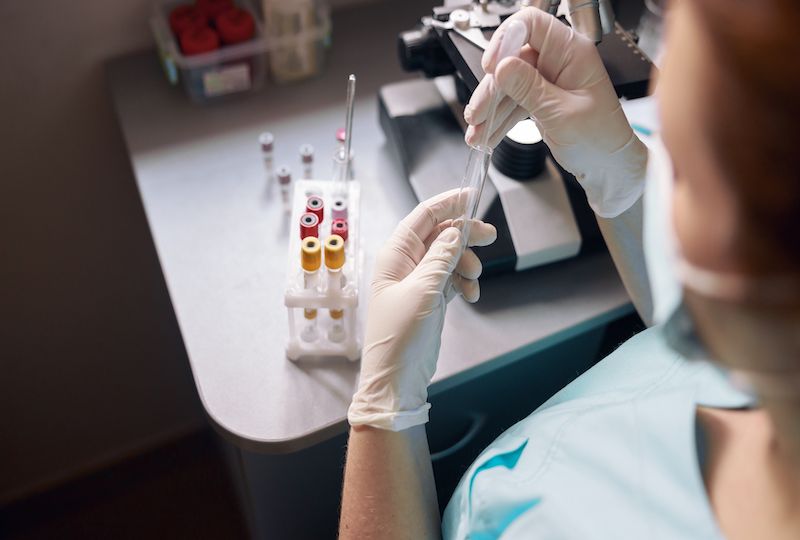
[{"xmin": 384, "ymin": 1, "xmax": 655, "ymax": 274}]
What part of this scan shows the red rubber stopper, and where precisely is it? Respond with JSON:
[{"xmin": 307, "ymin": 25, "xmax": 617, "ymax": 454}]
[
  {"xmin": 215, "ymin": 8, "xmax": 255, "ymax": 45},
  {"xmin": 306, "ymin": 195, "xmax": 324, "ymax": 223},
  {"xmin": 196, "ymin": 0, "xmax": 234, "ymax": 20},
  {"xmin": 169, "ymin": 5, "xmax": 207, "ymax": 37},
  {"xmin": 331, "ymin": 219, "xmax": 348, "ymax": 243},
  {"xmin": 300, "ymin": 212, "xmax": 319, "ymax": 240},
  {"xmin": 180, "ymin": 26, "xmax": 220, "ymax": 55}
]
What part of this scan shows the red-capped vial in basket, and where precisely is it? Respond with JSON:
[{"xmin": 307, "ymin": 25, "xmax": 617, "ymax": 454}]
[
  {"xmin": 215, "ymin": 8, "xmax": 255, "ymax": 45},
  {"xmin": 306, "ymin": 195, "xmax": 324, "ymax": 223},
  {"xmin": 180, "ymin": 26, "xmax": 220, "ymax": 55},
  {"xmin": 196, "ymin": 0, "xmax": 233, "ymax": 19},
  {"xmin": 331, "ymin": 219, "xmax": 348, "ymax": 243},
  {"xmin": 300, "ymin": 213, "xmax": 319, "ymax": 240},
  {"xmin": 169, "ymin": 5, "xmax": 207, "ymax": 37}
]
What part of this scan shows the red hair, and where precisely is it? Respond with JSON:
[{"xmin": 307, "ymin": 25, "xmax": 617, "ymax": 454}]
[{"xmin": 693, "ymin": 0, "xmax": 800, "ymax": 275}]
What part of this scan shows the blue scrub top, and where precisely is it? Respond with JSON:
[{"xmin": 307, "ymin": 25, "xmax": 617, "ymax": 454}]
[{"xmin": 442, "ymin": 326, "xmax": 754, "ymax": 539}]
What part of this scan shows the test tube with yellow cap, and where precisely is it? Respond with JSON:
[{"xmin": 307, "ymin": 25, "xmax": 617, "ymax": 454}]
[
  {"xmin": 324, "ymin": 234, "xmax": 346, "ymax": 342},
  {"xmin": 300, "ymin": 236, "xmax": 321, "ymax": 342}
]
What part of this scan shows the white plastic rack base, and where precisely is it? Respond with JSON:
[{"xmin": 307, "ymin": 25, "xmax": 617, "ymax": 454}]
[{"xmin": 284, "ymin": 179, "xmax": 361, "ymax": 361}]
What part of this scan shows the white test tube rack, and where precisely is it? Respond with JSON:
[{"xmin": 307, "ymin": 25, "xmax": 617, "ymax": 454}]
[{"xmin": 284, "ymin": 179, "xmax": 361, "ymax": 361}]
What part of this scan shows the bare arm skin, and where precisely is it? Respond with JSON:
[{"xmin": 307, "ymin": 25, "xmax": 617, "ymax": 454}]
[
  {"xmin": 337, "ymin": 194, "xmax": 650, "ymax": 539},
  {"xmin": 595, "ymin": 196, "xmax": 653, "ymax": 326},
  {"xmin": 339, "ymin": 424, "xmax": 440, "ymax": 540}
]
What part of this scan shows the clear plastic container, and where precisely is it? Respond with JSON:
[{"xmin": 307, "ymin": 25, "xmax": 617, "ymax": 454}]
[
  {"xmin": 263, "ymin": 0, "xmax": 331, "ymax": 84},
  {"xmin": 150, "ymin": 0, "xmax": 269, "ymax": 103}
]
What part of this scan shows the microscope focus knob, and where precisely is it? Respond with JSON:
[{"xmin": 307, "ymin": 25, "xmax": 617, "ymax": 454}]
[
  {"xmin": 492, "ymin": 120, "xmax": 548, "ymax": 181},
  {"xmin": 397, "ymin": 26, "xmax": 456, "ymax": 77},
  {"xmin": 449, "ymin": 9, "xmax": 471, "ymax": 30}
]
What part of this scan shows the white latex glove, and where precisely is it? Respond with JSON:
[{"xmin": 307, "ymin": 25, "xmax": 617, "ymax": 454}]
[
  {"xmin": 464, "ymin": 7, "xmax": 648, "ymax": 218},
  {"xmin": 348, "ymin": 189, "xmax": 497, "ymax": 431}
]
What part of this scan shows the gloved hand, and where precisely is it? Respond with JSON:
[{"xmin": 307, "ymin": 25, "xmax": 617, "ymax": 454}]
[
  {"xmin": 464, "ymin": 7, "xmax": 648, "ymax": 218},
  {"xmin": 348, "ymin": 189, "xmax": 497, "ymax": 431}
]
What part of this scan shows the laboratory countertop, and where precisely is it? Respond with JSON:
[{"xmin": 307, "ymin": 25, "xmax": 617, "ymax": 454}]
[{"xmin": 107, "ymin": 0, "xmax": 632, "ymax": 453}]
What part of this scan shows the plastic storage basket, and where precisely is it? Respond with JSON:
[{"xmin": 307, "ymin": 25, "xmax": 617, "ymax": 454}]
[{"xmin": 150, "ymin": 0, "xmax": 269, "ymax": 103}]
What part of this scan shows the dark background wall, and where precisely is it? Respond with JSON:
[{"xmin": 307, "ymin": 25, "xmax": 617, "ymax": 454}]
[{"xmin": 0, "ymin": 0, "xmax": 376, "ymax": 505}]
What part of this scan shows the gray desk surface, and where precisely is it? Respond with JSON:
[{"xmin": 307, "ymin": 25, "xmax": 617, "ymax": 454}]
[{"xmin": 108, "ymin": 0, "xmax": 632, "ymax": 454}]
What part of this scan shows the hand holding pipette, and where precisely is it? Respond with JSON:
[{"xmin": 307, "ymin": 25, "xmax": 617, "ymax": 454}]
[
  {"xmin": 455, "ymin": 20, "xmax": 528, "ymax": 252},
  {"xmin": 464, "ymin": 8, "xmax": 647, "ymax": 218}
]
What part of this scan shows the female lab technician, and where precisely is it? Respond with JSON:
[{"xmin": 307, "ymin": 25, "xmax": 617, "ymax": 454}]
[{"xmin": 340, "ymin": 1, "xmax": 800, "ymax": 538}]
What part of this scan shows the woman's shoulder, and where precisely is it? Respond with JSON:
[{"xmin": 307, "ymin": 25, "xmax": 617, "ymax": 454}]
[
  {"xmin": 443, "ymin": 387, "xmax": 717, "ymax": 539},
  {"xmin": 442, "ymin": 326, "xmax": 747, "ymax": 540},
  {"xmin": 537, "ymin": 325, "xmax": 683, "ymax": 410},
  {"xmin": 538, "ymin": 325, "xmax": 752, "ymax": 411}
]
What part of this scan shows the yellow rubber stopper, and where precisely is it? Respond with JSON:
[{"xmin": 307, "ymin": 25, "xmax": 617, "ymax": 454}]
[
  {"xmin": 301, "ymin": 237, "xmax": 321, "ymax": 272},
  {"xmin": 304, "ymin": 308, "xmax": 317, "ymax": 320},
  {"xmin": 330, "ymin": 309, "xmax": 343, "ymax": 320},
  {"xmin": 324, "ymin": 234, "xmax": 345, "ymax": 270}
]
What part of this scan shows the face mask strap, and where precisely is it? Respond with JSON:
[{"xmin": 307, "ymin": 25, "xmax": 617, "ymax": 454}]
[
  {"xmin": 729, "ymin": 367, "xmax": 800, "ymax": 401},
  {"xmin": 677, "ymin": 257, "xmax": 800, "ymax": 305}
]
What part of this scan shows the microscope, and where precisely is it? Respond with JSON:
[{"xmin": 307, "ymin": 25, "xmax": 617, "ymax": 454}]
[{"xmin": 379, "ymin": 0, "xmax": 654, "ymax": 275}]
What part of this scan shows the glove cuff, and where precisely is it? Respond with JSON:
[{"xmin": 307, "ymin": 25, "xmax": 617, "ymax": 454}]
[
  {"xmin": 580, "ymin": 134, "xmax": 648, "ymax": 219},
  {"xmin": 347, "ymin": 401, "xmax": 431, "ymax": 432}
]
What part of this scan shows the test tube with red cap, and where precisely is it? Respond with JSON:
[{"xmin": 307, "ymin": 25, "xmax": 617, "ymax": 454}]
[
  {"xmin": 299, "ymin": 212, "xmax": 319, "ymax": 239},
  {"xmin": 260, "ymin": 132, "xmax": 274, "ymax": 183},
  {"xmin": 277, "ymin": 166, "xmax": 292, "ymax": 210},
  {"xmin": 300, "ymin": 144, "xmax": 314, "ymax": 179},
  {"xmin": 306, "ymin": 195, "xmax": 324, "ymax": 223},
  {"xmin": 331, "ymin": 219, "xmax": 348, "ymax": 243}
]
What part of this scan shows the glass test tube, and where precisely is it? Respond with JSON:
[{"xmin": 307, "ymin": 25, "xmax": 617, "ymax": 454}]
[
  {"xmin": 324, "ymin": 234, "xmax": 346, "ymax": 343},
  {"xmin": 300, "ymin": 236, "xmax": 321, "ymax": 342},
  {"xmin": 334, "ymin": 75, "xmax": 356, "ymax": 195},
  {"xmin": 331, "ymin": 149, "xmax": 348, "ymax": 196},
  {"xmin": 335, "ymin": 128, "xmax": 355, "ymax": 180},
  {"xmin": 300, "ymin": 144, "xmax": 314, "ymax": 179},
  {"xmin": 277, "ymin": 166, "xmax": 292, "ymax": 211},
  {"xmin": 260, "ymin": 132, "xmax": 274, "ymax": 182},
  {"xmin": 457, "ymin": 20, "xmax": 527, "ymax": 251}
]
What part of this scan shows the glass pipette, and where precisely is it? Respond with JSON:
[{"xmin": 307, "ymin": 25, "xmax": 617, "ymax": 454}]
[
  {"xmin": 333, "ymin": 74, "xmax": 356, "ymax": 194},
  {"xmin": 457, "ymin": 20, "xmax": 528, "ymax": 251}
]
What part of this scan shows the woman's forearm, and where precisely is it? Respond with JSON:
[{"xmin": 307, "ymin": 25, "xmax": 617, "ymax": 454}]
[
  {"xmin": 340, "ymin": 424, "xmax": 440, "ymax": 539},
  {"xmin": 595, "ymin": 197, "xmax": 654, "ymax": 325}
]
